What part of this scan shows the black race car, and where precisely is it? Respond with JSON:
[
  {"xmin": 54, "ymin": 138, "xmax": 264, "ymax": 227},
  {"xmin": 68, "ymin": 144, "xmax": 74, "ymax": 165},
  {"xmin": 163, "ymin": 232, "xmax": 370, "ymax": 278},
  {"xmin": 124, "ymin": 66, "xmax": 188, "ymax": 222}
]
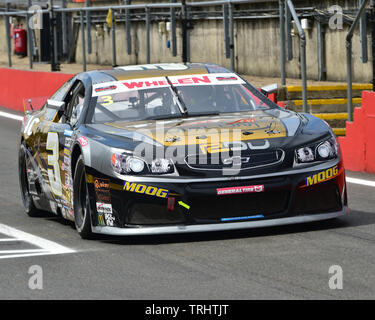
[{"xmin": 19, "ymin": 63, "xmax": 348, "ymax": 239}]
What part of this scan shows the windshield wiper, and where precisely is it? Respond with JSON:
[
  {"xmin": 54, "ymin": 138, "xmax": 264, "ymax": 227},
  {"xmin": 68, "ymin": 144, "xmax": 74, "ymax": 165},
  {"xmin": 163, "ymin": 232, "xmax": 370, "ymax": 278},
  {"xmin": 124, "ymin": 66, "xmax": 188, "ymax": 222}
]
[
  {"xmin": 165, "ymin": 76, "xmax": 188, "ymax": 116},
  {"xmin": 143, "ymin": 114, "xmax": 184, "ymax": 121},
  {"xmin": 188, "ymin": 112, "xmax": 220, "ymax": 117}
]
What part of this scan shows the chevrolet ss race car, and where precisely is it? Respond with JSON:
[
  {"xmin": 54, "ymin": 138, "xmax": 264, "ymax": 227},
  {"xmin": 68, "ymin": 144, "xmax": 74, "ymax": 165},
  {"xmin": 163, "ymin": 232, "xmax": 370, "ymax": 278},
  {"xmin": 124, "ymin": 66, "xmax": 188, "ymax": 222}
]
[{"xmin": 18, "ymin": 63, "xmax": 348, "ymax": 239}]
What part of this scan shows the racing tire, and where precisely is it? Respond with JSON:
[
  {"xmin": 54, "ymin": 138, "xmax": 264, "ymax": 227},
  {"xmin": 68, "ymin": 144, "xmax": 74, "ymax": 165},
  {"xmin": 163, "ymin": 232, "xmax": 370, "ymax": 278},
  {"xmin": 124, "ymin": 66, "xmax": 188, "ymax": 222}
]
[
  {"xmin": 73, "ymin": 155, "xmax": 95, "ymax": 239},
  {"xmin": 19, "ymin": 141, "xmax": 42, "ymax": 217}
]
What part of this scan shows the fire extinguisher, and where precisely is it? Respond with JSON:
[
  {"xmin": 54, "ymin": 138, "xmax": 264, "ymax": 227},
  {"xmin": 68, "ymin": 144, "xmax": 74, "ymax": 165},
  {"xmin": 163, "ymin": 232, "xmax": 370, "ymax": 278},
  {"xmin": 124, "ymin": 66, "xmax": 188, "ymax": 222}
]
[{"xmin": 14, "ymin": 27, "xmax": 27, "ymax": 56}]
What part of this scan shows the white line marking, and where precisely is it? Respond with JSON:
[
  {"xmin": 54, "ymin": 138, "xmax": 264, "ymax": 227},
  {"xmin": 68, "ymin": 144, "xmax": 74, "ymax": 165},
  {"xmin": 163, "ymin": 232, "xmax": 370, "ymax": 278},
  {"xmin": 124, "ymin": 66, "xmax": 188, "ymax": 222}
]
[
  {"xmin": 0, "ymin": 110, "xmax": 23, "ymax": 122},
  {"xmin": 0, "ymin": 249, "xmax": 48, "ymax": 254},
  {"xmin": 0, "ymin": 252, "xmax": 60, "ymax": 260},
  {"xmin": 0, "ymin": 238, "xmax": 21, "ymax": 242},
  {"xmin": 346, "ymin": 177, "xmax": 375, "ymax": 188},
  {"xmin": 0, "ymin": 224, "xmax": 75, "ymax": 260}
]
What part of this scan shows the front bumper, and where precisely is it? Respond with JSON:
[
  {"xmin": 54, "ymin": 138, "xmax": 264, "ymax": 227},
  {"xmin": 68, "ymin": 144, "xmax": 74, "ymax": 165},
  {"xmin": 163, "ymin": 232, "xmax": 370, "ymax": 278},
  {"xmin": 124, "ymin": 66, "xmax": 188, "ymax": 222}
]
[
  {"xmin": 91, "ymin": 207, "xmax": 349, "ymax": 236},
  {"xmin": 87, "ymin": 158, "xmax": 348, "ymax": 235}
]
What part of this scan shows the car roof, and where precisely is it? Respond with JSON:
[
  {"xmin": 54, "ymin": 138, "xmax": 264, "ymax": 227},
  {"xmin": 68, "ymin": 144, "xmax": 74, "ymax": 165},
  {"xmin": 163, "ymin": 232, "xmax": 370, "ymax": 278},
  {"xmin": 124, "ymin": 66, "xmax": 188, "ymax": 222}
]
[{"xmin": 87, "ymin": 63, "xmax": 233, "ymax": 84}]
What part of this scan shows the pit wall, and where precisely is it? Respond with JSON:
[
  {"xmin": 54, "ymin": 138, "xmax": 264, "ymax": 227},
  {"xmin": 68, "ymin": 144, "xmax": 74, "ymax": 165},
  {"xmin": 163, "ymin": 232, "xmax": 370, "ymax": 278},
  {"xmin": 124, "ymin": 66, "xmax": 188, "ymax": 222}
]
[
  {"xmin": 338, "ymin": 91, "xmax": 375, "ymax": 173},
  {"xmin": 0, "ymin": 68, "xmax": 73, "ymax": 112},
  {"xmin": 0, "ymin": 67, "xmax": 373, "ymax": 175}
]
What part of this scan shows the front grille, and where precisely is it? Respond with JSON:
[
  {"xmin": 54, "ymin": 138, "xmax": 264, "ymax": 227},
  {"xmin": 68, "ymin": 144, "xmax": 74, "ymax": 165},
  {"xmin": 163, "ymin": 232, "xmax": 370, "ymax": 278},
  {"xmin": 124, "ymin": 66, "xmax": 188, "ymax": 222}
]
[
  {"xmin": 188, "ymin": 190, "xmax": 290, "ymax": 220},
  {"xmin": 293, "ymin": 182, "xmax": 342, "ymax": 215},
  {"xmin": 127, "ymin": 203, "xmax": 186, "ymax": 225},
  {"xmin": 185, "ymin": 149, "xmax": 284, "ymax": 171}
]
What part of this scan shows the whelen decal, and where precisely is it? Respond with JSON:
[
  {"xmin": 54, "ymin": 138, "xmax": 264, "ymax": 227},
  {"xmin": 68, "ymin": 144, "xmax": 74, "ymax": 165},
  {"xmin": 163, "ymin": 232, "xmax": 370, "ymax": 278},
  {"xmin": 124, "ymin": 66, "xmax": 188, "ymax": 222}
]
[
  {"xmin": 304, "ymin": 165, "xmax": 339, "ymax": 187},
  {"xmin": 123, "ymin": 181, "xmax": 169, "ymax": 198},
  {"xmin": 92, "ymin": 73, "xmax": 245, "ymax": 96},
  {"xmin": 217, "ymin": 185, "xmax": 264, "ymax": 195}
]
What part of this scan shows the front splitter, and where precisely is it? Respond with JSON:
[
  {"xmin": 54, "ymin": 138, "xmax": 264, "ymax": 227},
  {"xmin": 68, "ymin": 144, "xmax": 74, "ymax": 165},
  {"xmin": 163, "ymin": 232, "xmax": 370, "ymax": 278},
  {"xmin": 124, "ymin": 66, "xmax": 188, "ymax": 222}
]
[{"xmin": 91, "ymin": 206, "xmax": 349, "ymax": 236}]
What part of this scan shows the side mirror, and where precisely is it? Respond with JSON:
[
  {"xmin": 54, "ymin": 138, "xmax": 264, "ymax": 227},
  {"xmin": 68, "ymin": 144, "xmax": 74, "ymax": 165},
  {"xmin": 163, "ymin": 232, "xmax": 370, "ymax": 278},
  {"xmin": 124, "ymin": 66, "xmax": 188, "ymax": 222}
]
[{"xmin": 261, "ymin": 83, "xmax": 278, "ymax": 96}]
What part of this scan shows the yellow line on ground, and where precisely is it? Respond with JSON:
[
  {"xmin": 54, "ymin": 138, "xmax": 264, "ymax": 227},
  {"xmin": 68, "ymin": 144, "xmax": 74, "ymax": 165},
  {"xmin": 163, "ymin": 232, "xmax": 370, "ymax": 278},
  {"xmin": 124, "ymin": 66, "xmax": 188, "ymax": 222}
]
[
  {"xmin": 287, "ymin": 84, "xmax": 372, "ymax": 92},
  {"xmin": 293, "ymin": 98, "xmax": 362, "ymax": 106},
  {"xmin": 313, "ymin": 113, "xmax": 348, "ymax": 120}
]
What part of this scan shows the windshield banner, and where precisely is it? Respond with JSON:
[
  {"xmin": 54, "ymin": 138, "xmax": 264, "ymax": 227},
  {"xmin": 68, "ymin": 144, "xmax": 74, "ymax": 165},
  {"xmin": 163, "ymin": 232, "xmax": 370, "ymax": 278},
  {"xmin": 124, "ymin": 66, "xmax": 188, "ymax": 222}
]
[{"xmin": 92, "ymin": 73, "xmax": 245, "ymax": 97}]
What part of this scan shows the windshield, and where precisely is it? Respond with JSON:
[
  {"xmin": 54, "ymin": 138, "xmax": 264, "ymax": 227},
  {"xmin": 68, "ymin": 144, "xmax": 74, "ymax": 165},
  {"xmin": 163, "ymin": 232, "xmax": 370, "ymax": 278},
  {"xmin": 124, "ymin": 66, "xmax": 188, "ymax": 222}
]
[{"xmin": 89, "ymin": 73, "xmax": 276, "ymax": 123}]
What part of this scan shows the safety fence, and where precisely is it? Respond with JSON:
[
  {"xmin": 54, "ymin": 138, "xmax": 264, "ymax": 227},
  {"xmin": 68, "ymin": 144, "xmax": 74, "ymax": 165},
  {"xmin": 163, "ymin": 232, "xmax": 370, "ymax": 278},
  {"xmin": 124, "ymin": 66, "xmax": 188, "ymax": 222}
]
[{"xmin": 0, "ymin": 0, "xmax": 374, "ymax": 123}]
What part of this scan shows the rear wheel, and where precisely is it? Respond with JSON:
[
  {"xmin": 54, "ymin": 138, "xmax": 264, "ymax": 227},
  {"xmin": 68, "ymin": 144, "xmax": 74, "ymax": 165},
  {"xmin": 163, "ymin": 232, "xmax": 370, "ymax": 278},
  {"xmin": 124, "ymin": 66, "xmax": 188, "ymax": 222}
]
[
  {"xmin": 18, "ymin": 141, "xmax": 41, "ymax": 217},
  {"xmin": 73, "ymin": 155, "xmax": 95, "ymax": 239}
]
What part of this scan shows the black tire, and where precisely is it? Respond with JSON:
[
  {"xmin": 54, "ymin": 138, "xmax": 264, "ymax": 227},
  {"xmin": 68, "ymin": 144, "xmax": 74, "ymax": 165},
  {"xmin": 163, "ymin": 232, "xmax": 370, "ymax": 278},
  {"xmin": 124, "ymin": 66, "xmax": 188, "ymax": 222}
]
[
  {"xmin": 73, "ymin": 155, "xmax": 95, "ymax": 239},
  {"xmin": 18, "ymin": 141, "xmax": 42, "ymax": 217}
]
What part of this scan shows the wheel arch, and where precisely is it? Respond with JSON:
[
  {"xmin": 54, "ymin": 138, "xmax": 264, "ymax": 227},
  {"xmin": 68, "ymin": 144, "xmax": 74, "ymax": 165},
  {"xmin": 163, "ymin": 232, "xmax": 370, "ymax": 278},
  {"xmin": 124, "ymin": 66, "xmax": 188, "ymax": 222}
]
[{"xmin": 71, "ymin": 143, "xmax": 83, "ymax": 179}]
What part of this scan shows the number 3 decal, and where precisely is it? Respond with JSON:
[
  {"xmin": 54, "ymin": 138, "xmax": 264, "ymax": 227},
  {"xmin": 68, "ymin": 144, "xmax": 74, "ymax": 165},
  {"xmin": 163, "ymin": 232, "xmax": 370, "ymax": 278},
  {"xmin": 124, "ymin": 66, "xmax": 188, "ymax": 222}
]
[{"xmin": 46, "ymin": 132, "xmax": 62, "ymax": 197}]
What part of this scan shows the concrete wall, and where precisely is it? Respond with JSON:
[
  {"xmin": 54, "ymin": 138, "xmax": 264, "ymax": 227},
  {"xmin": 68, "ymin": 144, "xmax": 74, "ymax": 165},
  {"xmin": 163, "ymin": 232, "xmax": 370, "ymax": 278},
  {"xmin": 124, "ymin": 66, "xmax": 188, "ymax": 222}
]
[{"xmin": 1, "ymin": 0, "xmax": 373, "ymax": 83}]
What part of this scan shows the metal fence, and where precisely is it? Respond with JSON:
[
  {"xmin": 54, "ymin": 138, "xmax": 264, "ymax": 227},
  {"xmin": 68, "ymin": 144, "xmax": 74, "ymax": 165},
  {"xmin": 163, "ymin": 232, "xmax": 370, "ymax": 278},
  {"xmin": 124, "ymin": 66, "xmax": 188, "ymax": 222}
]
[{"xmin": 0, "ymin": 0, "xmax": 373, "ymax": 121}]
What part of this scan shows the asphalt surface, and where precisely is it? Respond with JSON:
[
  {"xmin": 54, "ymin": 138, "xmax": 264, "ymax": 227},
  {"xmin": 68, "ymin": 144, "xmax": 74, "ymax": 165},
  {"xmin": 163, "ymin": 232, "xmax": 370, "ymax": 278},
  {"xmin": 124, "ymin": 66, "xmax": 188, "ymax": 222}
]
[{"xmin": 0, "ymin": 109, "xmax": 375, "ymax": 300}]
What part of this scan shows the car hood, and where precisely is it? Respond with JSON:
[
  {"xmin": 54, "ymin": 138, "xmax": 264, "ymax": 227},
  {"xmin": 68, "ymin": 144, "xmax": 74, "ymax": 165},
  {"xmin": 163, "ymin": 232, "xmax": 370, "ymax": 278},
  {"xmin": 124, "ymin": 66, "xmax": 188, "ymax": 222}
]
[
  {"xmin": 84, "ymin": 109, "xmax": 334, "ymax": 177},
  {"xmin": 88, "ymin": 109, "xmax": 305, "ymax": 148}
]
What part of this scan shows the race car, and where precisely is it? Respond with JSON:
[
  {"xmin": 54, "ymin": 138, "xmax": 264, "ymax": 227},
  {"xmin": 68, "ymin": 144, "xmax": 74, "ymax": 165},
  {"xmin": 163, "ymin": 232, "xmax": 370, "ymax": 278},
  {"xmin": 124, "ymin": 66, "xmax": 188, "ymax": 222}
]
[{"xmin": 18, "ymin": 63, "xmax": 348, "ymax": 239}]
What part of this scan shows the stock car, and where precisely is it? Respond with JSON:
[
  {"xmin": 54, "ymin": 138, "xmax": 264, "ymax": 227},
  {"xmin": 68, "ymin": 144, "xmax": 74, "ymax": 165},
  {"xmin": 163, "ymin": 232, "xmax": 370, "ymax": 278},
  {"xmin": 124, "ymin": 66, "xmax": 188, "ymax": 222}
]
[{"xmin": 18, "ymin": 63, "xmax": 348, "ymax": 239}]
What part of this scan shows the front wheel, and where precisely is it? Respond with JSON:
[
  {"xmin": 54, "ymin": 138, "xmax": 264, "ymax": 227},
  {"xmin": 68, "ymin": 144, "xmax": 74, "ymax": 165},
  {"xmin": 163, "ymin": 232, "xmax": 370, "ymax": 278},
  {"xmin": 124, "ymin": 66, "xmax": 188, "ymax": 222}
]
[
  {"xmin": 19, "ymin": 141, "xmax": 42, "ymax": 217},
  {"xmin": 73, "ymin": 155, "xmax": 95, "ymax": 239}
]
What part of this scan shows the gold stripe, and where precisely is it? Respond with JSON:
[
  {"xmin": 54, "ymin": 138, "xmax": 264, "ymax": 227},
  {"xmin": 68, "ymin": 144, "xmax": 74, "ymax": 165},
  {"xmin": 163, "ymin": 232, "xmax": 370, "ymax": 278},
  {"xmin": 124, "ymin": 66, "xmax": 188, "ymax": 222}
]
[
  {"xmin": 86, "ymin": 174, "xmax": 123, "ymax": 191},
  {"xmin": 313, "ymin": 113, "xmax": 348, "ymax": 120},
  {"xmin": 287, "ymin": 84, "xmax": 372, "ymax": 92},
  {"xmin": 332, "ymin": 128, "xmax": 346, "ymax": 136},
  {"xmin": 293, "ymin": 98, "xmax": 362, "ymax": 106}
]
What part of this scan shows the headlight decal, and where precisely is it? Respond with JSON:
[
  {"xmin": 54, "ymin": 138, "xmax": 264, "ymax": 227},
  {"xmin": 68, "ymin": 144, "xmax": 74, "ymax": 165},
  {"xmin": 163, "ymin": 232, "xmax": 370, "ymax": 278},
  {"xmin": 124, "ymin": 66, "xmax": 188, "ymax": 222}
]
[
  {"xmin": 111, "ymin": 151, "xmax": 174, "ymax": 175},
  {"xmin": 294, "ymin": 137, "xmax": 339, "ymax": 165}
]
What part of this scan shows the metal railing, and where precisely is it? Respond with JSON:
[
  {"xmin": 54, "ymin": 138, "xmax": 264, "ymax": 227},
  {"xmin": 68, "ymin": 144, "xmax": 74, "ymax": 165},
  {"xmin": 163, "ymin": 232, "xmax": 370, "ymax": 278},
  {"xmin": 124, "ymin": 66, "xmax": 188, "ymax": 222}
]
[
  {"xmin": 286, "ymin": 0, "xmax": 307, "ymax": 113},
  {"xmin": 0, "ymin": 0, "xmax": 283, "ymax": 72},
  {"xmin": 346, "ymin": 0, "xmax": 370, "ymax": 122},
  {"xmin": 0, "ymin": 0, "xmax": 373, "ymax": 125}
]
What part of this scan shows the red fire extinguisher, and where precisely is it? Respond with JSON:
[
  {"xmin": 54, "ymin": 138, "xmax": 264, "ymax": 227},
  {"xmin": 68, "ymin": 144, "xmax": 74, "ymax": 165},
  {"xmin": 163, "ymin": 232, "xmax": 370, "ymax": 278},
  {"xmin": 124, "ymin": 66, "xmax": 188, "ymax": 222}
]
[{"xmin": 14, "ymin": 28, "xmax": 27, "ymax": 56}]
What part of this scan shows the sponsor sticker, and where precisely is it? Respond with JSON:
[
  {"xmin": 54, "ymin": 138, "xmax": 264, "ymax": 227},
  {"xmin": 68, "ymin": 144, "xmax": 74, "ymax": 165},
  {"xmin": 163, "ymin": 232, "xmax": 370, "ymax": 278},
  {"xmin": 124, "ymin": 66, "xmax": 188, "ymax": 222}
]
[
  {"xmin": 221, "ymin": 214, "xmax": 264, "ymax": 222},
  {"xmin": 95, "ymin": 85, "xmax": 117, "ymax": 93},
  {"xmin": 65, "ymin": 173, "xmax": 72, "ymax": 188},
  {"xmin": 104, "ymin": 213, "xmax": 115, "ymax": 227},
  {"xmin": 78, "ymin": 136, "xmax": 88, "ymax": 147},
  {"xmin": 94, "ymin": 178, "xmax": 111, "ymax": 203},
  {"xmin": 305, "ymin": 165, "xmax": 339, "ymax": 187},
  {"xmin": 64, "ymin": 137, "xmax": 73, "ymax": 149},
  {"xmin": 64, "ymin": 129, "xmax": 73, "ymax": 137},
  {"xmin": 123, "ymin": 181, "xmax": 169, "ymax": 198},
  {"xmin": 97, "ymin": 214, "xmax": 106, "ymax": 226},
  {"xmin": 217, "ymin": 185, "xmax": 264, "ymax": 195},
  {"xmin": 96, "ymin": 202, "xmax": 113, "ymax": 214}
]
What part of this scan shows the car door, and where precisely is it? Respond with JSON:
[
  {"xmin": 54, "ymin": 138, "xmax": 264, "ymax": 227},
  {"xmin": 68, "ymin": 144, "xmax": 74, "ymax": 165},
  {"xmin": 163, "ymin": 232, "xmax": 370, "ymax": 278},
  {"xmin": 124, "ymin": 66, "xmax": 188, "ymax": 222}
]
[{"xmin": 34, "ymin": 79, "xmax": 82, "ymax": 207}]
